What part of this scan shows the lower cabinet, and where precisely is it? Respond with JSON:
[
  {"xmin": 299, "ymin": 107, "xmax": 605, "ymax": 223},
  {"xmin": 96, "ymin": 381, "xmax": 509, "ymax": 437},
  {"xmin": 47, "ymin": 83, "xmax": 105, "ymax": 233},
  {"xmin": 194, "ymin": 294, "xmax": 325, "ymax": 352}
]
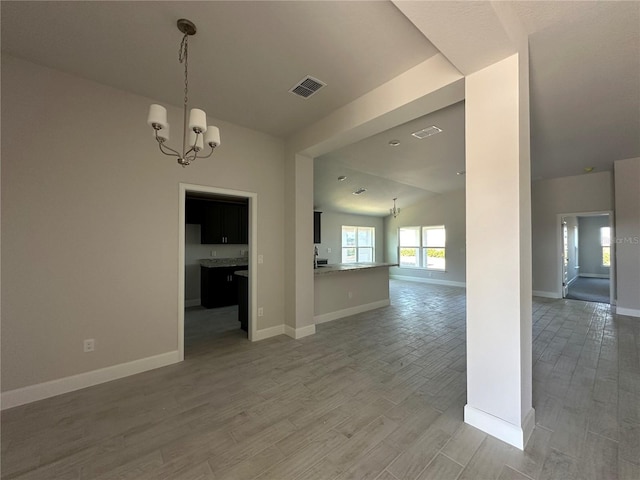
[
  {"xmin": 236, "ymin": 273, "xmax": 248, "ymax": 332},
  {"xmin": 201, "ymin": 266, "xmax": 239, "ymax": 308}
]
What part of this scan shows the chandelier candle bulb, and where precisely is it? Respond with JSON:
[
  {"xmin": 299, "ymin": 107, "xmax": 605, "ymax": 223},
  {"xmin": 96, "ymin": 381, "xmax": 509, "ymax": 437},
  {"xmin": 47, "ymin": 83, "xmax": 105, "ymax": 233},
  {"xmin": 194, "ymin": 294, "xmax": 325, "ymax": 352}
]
[
  {"xmin": 204, "ymin": 126, "xmax": 220, "ymax": 147},
  {"xmin": 147, "ymin": 104, "xmax": 167, "ymax": 129},
  {"xmin": 157, "ymin": 123, "xmax": 170, "ymax": 142},
  {"xmin": 189, "ymin": 130, "xmax": 204, "ymax": 152},
  {"xmin": 188, "ymin": 109, "xmax": 207, "ymax": 133}
]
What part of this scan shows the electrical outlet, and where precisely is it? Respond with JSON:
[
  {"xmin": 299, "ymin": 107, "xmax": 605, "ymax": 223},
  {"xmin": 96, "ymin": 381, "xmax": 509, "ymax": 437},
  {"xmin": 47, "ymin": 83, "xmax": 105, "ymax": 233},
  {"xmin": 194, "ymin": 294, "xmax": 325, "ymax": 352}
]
[
  {"xmin": 258, "ymin": 307, "xmax": 264, "ymax": 317},
  {"xmin": 211, "ymin": 250, "xmax": 217, "ymax": 257},
  {"xmin": 84, "ymin": 339, "xmax": 95, "ymax": 352},
  {"xmin": 348, "ymin": 292, "xmax": 353, "ymax": 299},
  {"xmin": 258, "ymin": 255, "xmax": 264, "ymax": 264},
  {"xmin": 327, "ymin": 248, "xmax": 332, "ymax": 253}
]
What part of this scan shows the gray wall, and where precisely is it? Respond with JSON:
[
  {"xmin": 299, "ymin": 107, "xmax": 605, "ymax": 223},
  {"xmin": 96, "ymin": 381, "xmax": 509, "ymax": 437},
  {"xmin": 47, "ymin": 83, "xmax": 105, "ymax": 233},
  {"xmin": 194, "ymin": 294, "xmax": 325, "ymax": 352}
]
[
  {"xmin": 532, "ymin": 172, "xmax": 613, "ymax": 296},
  {"xmin": 578, "ymin": 216, "xmax": 611, "ymax": 278},
  {"xmin": 385, "ymin": 189, "xmax": 466, "ymax": 285},
  {"xmin": 315, "ymin": 211, "xmax": 385, "ymax": 264},
  {"xmin": 1, "ymin": 55, "xmax": 286, "ymax": 392},
  {"xmin": 614, "ymin": 157, "xmax": 640, "ymax": 314}
]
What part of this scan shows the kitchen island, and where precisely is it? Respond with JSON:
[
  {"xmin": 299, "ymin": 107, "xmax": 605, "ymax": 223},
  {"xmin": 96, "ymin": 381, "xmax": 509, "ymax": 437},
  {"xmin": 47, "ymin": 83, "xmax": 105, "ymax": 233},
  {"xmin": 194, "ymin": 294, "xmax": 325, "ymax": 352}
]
[
  {"xmin": 314, "ymin": 262, "xmax": 396, "ymax": 324},
  {"xmin": 199, "ymin": 257, "xmax": 248, "ymax": 308}
]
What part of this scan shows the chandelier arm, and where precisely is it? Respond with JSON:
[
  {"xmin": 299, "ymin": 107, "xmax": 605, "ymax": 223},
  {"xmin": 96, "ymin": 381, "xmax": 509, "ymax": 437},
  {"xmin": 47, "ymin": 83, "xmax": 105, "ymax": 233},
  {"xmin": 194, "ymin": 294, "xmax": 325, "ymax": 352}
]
[
  {"xmin": 158, "ymin": 141, "xmax": 181, "ymax": 157},
  {"xmin": 197, "ymin": 146, "xmax": 217, "ymax": 160}
]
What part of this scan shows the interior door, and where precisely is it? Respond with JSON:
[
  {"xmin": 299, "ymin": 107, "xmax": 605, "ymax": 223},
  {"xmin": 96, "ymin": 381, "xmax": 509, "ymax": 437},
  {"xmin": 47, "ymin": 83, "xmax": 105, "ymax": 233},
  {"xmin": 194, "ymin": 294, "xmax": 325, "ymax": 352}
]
[{"xmin": 562, "ymin": 221, "xmax": 569, "ymax": 297}]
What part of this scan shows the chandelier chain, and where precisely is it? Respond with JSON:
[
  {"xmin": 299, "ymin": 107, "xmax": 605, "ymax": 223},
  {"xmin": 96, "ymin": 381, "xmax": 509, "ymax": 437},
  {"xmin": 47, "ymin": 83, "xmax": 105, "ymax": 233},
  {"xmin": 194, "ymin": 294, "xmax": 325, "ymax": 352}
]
[{"xmin": 179, "ymin": 34, "xmax": 189, "ymax": 106}]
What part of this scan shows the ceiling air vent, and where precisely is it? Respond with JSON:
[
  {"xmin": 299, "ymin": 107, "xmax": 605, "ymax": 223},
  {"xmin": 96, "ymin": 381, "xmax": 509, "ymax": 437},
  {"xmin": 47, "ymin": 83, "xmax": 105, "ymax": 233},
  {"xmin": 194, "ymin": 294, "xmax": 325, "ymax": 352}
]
[
  {"xmin": 411, "ymin": 125, "xmax": 442, "ymax": 139},
  {"xmin": 289, "ymin": 76, "xmax": 326, "ymax": 99}
]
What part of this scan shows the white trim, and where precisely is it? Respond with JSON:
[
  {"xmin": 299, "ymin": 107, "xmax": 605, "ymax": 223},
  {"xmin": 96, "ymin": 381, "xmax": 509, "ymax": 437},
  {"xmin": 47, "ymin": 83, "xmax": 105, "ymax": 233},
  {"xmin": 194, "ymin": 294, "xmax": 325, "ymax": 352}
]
[
  {"xmin": 390, "ymin": 274, "xmax": 466, "ymax": 288},
  {"xmin": 567, "ymin": 276, "xmax": 578, "ymax": 286},
  {"xmin": 533, "ymin": 290, "xmax": 562, "ymax": 299},
  {"xmin": 179, "ymin": 184, "xmax": 259, "ymax": 358},
  {"xmin": 253, "ymin": 325, "xmax": 285, "ymax": 341},
  {"xmin": 556, "ymin": 211, "xmax": 615, "ymax": 303},
  {"xmin": 185, "ymin": 298, "xmax": 201, "ymax": 308},
  {"xmin": 578, "ymin": 273, "xmax": 610, "ymax": 279},
  {"xmin": 464, "ymin": 405, "xmax": 535, "ymax": 450},
  {"xmin": 616, "ymin": 307, "xmax": 640, "ymax": 318},
  {"xmin": 1, "ymin": 351, "xmax": 180, "ymax": 410},
  {"xmin": 314, "ymin": 299, "xmax": 390, "ymax": 324},
  {"xmin": 284, "ymin": 324, "xmax": 316, "ymax": 339}
]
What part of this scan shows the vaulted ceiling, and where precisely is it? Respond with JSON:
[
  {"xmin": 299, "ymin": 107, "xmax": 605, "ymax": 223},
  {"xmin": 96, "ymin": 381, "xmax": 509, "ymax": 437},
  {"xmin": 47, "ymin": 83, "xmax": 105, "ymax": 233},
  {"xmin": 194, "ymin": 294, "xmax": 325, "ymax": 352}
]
[{"xmin": 2, "ymin": 1, "xmax": 638, "ymax": 216}]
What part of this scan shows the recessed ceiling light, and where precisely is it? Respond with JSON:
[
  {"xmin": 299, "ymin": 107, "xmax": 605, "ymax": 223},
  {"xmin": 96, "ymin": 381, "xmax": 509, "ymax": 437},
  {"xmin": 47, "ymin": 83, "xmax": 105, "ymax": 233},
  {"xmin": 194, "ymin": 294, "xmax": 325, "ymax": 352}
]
[
  {"xmin": 338, "ymin": 175, "xmax": 347, "ymax": 181},
  {"xmin": 352, "ymin": 187, "xmax": 367, "ymax": 195},
  {"xmin": 388, "ymin": 140, "xmax": 400, "ymax": 147},
  {"xmin": 456, "ymin": 171, "xmax": 465, "ymax": 176},
  {"xmin": 411, "ymin": 125, "xmax": 442, "ymax": 139}
]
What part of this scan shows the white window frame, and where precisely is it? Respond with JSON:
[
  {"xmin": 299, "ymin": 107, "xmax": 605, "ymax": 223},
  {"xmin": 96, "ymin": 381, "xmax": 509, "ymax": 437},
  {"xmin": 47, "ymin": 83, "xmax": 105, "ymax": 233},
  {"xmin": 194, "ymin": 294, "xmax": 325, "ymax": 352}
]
[
  {"xmin": 600, "ymin": 226, "xmax": 611, "ymax": 267},
  {"xmin": 341, "ymin": 226, "xmax": 375, "ymax": 263},
  {"xmin": 398, "ymin": 225, "xmax": 446, "ymax": 270}
]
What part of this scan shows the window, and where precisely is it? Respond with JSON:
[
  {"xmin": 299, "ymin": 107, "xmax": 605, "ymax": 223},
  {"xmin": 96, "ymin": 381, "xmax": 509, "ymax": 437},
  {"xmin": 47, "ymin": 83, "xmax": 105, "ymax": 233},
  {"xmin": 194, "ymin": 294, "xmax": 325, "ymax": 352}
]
[
  {"xmin": 399, "ymin": 225, "xmax": 446, "ymax": 270},
  {"xmin": 342, "ymin": 226, "xmax": 374, "ymax": 263},
  {"xmin": 601, "ymin": 226, "xmax": 611, "ymax": 267}
]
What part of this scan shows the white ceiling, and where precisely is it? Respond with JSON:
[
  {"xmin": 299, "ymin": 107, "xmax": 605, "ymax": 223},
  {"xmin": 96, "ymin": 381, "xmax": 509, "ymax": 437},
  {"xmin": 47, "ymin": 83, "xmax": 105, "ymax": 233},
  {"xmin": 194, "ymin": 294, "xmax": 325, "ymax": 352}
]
[
  {"xmin": 0, "ymin": 0, "xmax": 438, "ymax": 138},
  {"xmin": 2, "ymin": 1, "xmax": 639, "ymax": 217},
  {"xmin": 315, "ymin": 101, "xmax": 465, "ymax": 216}
]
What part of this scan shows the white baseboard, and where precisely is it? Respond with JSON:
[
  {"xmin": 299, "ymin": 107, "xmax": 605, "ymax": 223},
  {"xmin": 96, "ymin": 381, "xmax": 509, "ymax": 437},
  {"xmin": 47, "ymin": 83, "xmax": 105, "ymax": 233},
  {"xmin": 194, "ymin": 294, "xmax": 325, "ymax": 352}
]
[
  {"xmin": 567, "ymin": 276, "xmax": 578, "ymax": 286},
  {"xmin": 253, "ymin": 325, "xmax": 285, "ymax": 341},
  {"xmin": 390, "ymin": 275, "xmax": 466, "ymax": 288},
  {"xmin": 185, "ymin": 298, "xmax": 201, "ymax": 308},
  {"xmin": 533, "ymin": 290, "xmax": 561, "ymax": 299},
  {"xmin": 1, "ymin": 351, "xmax": 180, "ymax": 410},
  {"xmin": 284, "ymin": 324, "xmax": 316, "ymax": 339},
  {"xmin": 314, "ymin": 299, "xmax": 390, "ymax": 324},
  {"xmin": 464, "ymin": 405, "xmax": 535, "ymax": 450},
  {"xmin": 579, "ymin": 274, "xmax": 610, "ymax": 279},
  {"xmin": 616, "ymin": 306, "xmax": 640, "ymax": 318}
]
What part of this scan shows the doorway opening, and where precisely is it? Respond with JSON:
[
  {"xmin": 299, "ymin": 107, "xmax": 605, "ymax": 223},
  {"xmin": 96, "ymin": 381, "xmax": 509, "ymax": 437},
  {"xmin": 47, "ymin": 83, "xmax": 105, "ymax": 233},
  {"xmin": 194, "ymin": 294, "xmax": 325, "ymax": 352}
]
[
  {"xmin": 178, "ymin": 184, "xmax": 257, "ymax": 360},
  {"xmin": 559, "ymin": 212, "xmax": 614, "ymax": 304}
]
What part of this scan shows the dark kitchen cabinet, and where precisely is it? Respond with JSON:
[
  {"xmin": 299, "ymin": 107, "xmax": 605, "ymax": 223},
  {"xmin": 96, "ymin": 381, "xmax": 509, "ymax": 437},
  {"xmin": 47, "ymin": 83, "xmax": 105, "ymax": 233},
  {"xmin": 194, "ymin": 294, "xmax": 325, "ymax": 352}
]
[
  {"xmin": 201, "ymin": 201, "xmax": 249, "ymax": 244},
  {"xmin": 314, "ymin": 211, "xmax": 322, "ymax": 244},
  {"xmin": 236, "ymin": 273, "xmax": 248, "ymax": 332},
  {"xmin": 185, "ymin": 198, "xmax": 203, "ymax": 224},
  {"xmin": 201, "ymin": 266, "xmax": 239, "ymax": 308}
]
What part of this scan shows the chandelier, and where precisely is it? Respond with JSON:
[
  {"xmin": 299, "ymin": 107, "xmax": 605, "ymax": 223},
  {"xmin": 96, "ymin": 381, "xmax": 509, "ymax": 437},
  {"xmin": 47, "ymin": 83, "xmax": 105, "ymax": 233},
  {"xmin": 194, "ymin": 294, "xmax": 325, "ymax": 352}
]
[
  {"xmin": 147, "ymin": 19, "xmax": 220, "ymax": 167},
  {"xmin": 390, "ymin": 198, "xmax": 401, "ymax": 218}
]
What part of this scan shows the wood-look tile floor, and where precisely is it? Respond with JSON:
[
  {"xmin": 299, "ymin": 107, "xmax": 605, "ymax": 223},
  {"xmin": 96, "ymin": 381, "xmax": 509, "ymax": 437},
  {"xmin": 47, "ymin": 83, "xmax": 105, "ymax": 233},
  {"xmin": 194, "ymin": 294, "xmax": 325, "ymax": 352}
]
[{"xmin": 2, "ymin": 280, "xmax": 639, "ymax": 479}]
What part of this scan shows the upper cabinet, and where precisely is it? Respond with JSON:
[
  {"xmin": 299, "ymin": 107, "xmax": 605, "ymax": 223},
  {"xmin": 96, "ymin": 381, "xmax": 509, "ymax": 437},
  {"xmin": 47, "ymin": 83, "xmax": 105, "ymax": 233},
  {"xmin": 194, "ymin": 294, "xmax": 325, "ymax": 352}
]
[
  {"xmin": 186, "ymin": 198, "xmax": 249, "ymax": 244},
  {"xmin": 185, "ymin": 198, "xmax": 203, "ymax": 224},
  {"xmin": 314, "ymin": 211, "xmax": 322, "ymax": 244}
]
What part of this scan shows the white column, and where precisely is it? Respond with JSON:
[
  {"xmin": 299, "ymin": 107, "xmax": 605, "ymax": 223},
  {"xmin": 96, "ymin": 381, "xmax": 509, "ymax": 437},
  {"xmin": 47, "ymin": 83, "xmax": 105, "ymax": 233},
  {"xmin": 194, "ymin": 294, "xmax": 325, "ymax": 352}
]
[
  {"xmin": 464, "ymin": 53, "xmax": 534, "ymax": 450},
  {"xmin": 284, "ymin": 152, "xmax": 316, "ymax": 339}
]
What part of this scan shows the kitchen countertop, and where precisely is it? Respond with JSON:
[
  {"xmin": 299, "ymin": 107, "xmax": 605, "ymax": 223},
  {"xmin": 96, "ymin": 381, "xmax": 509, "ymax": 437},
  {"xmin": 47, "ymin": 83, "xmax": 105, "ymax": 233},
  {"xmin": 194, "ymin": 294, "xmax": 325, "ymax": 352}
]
[
  {"xmin": 200, "ymin": 257, "xmax": 249, "ymax": 268},
  {"xmin": 314, "ymin": 262, "xmax": 398, "ymax": 276},
  {"xmin": 234, "ymin": 270, "xmax": 249, "ymax": 278}
]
